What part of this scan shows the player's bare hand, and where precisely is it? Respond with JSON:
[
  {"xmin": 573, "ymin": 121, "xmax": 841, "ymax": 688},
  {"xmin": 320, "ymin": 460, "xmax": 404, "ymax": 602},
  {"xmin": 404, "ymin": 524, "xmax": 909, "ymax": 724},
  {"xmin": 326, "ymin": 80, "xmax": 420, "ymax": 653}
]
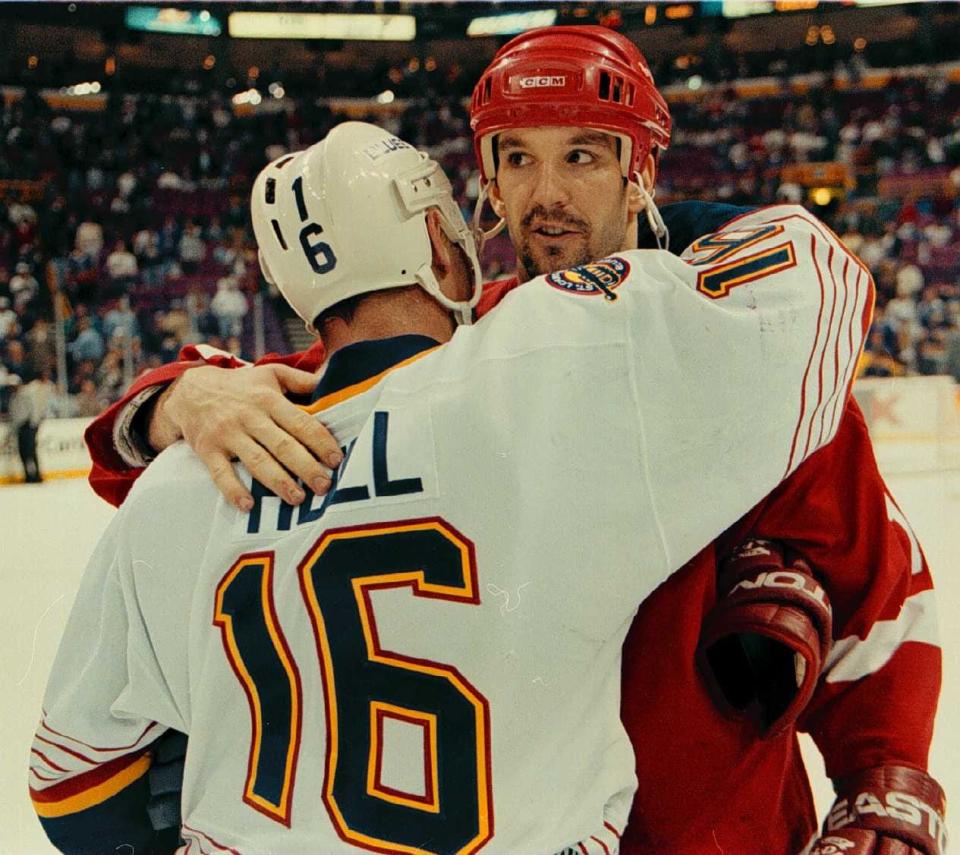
[{"xmin": 150, "ymin": 364, "xmax": 343, "ymax": 510}]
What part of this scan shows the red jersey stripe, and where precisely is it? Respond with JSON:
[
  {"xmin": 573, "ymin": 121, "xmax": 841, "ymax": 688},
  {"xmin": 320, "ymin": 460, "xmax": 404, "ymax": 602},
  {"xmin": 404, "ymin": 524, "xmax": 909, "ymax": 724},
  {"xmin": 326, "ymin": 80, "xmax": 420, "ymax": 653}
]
[
  {"xmin": 591, "ymin": 835, "xmax": 611, "ymax": 855},
  {"xmin": 785, "ymin": 232, "xmax": 828, "ymax": 476},
  {"xmin": 39, "ymin": 717, "xmax": 161, "ymax": 755},
  {"xmin": 604, "ymin": 821, "xmax": 622, "ymax": 838},
  {"xmin": 182, "ymin": 823, "xmax": 243, "ymax": 855},
  {"xmin": 30, "ymin": 750, "xmax": 148, "ymax": 802},
  {"xmin": 34, "ymin": 732, "xmax": 100, "ymax": 767}
]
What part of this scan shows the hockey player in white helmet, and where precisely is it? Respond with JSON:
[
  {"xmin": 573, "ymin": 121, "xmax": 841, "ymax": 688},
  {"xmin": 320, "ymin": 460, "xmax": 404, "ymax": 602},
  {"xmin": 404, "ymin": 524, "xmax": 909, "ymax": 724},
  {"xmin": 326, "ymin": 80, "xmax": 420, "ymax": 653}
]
[
  {"xmin": 33, "ymin": 118, "xmax": 874, "ymax": 853},
  {"xmin": 251, "ymin": 122, "xmax": 483, "ymax": 335}
]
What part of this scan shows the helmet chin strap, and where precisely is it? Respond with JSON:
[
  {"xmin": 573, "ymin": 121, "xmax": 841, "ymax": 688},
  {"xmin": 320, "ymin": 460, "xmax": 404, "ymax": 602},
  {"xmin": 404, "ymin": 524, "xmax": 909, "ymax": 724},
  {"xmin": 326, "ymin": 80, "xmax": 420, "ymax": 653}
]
[
  {"xmin": 632, "ymin": 171, "xmax": 669, "ymax": 253},
  {"xmin": 471, "ymin": 181, "xmax": 507, "ymax": 256},
  {"xmin": 414, "ymin": 261, "xmax": 480, "ymax": 327}
]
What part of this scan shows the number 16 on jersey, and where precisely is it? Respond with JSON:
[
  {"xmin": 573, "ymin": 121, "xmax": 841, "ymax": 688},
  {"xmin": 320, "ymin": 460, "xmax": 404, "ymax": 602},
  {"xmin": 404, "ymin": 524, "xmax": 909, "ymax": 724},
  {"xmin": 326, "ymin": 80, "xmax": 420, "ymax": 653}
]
[{"xmin": 214, "ymin": 518, "xmax": 494, "ymax": 854}]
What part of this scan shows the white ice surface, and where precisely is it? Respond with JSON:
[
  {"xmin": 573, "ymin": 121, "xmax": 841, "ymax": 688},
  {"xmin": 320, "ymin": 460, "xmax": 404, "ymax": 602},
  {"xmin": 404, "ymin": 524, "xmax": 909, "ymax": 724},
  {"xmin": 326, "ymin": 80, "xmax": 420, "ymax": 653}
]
[{"xmin": 1, "ymin": 470, "xmax": 957, "ymax": 854}]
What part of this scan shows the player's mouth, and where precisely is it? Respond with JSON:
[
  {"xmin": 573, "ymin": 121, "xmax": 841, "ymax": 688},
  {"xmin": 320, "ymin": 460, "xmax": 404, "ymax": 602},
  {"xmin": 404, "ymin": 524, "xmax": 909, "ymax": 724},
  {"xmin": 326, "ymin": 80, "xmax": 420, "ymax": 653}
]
[{"xmin": 530, "ymin": 223, "xmax": 584, "ymax": 240}]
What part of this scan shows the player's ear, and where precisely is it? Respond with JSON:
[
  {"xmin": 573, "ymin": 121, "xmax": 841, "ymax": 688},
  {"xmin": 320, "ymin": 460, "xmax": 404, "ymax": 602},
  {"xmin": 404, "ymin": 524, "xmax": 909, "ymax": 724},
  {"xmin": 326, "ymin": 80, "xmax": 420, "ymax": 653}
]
[
  {"xmin": 425, "ymin": 208, "xmax": 451, "ymax": 276},
  {"xmin": 627, "ymin": 153, "xmax": 657, "ymax": 215},
  {"xmin": 487, "ymin": 181, "xmax": 507, "ymax": 220}
]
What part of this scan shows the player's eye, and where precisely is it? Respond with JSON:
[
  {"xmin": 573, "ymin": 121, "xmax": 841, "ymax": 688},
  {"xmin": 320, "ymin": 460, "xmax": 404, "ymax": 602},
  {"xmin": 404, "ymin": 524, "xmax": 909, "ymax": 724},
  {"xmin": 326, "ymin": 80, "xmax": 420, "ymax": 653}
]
[
  {"xmin": 567, "ymin": 149, "xmax": 596, "ymax": 165},
  {"xmin": 503, "ymin": 150, "xmax": 530, "ymax": 167}
]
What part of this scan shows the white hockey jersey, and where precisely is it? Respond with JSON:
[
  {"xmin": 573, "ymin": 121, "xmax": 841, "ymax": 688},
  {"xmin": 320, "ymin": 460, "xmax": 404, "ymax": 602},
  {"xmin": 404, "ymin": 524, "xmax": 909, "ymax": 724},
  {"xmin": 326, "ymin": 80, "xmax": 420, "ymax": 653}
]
[{"xmin": 32, "ymin": 206, "xmax": 872, "ymax": 854}]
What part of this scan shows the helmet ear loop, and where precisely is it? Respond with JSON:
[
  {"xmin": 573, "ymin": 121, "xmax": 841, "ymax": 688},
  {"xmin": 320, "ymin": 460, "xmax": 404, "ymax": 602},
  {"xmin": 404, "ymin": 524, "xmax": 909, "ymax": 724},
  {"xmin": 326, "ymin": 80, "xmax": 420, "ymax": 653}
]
[
  {"xmin": 632, "ymin": 170, "xmax": 669, "ymax": 253},
  {"xmin": 414, "ymin": 259, "xmax": 475, "ymax": 327},
  {"xmin": 437, "ymin": 202, "xmax": 484, "ymax": 324},
  {"xmin": 471, "ymin": 180, "xmax": 507, "ymax": 256}
]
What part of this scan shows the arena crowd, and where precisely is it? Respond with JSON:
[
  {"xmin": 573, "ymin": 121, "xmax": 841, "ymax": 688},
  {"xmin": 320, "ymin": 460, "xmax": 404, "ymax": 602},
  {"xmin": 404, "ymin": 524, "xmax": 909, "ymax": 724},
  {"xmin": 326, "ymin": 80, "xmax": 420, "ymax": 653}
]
[{"xmin": 1, "ymin": 41, "xmax": 959, "ymax": 418}]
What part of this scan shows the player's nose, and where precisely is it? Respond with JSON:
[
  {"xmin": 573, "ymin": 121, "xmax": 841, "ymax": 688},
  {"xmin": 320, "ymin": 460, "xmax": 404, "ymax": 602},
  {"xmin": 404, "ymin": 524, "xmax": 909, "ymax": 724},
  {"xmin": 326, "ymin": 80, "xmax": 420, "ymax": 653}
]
[{"xmin": 527, "ymin": 162, "xmax": 571, "ymax": 211}]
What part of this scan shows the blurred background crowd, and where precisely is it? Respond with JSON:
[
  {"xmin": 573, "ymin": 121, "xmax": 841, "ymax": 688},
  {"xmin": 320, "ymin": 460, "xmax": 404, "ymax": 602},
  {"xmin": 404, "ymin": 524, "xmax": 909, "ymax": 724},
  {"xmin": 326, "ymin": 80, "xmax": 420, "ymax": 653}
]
[{"xmin": 1, "ymin": 1, "xmax": 959, "ymax": 422}]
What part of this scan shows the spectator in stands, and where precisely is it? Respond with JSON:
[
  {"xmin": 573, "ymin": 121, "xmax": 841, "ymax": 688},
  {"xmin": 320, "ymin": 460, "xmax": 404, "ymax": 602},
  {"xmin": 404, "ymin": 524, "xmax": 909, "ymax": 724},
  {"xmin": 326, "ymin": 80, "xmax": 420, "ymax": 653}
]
[
  {"xmin": 161, "ymin": 299, "xmax": 193, "ymax": 346},
  {"xmin": 103, "ymin": 296, "xmax": 139, "ymax": 346},
  {"xmin": 69, "ymin": 316, "xmax": 105, "ymax": 364},
  {"xmin": 13, "ymin": 211, "xmax": 38, "ymax": 253},
  {"xmin": 158, "ymin": 215, "xmax": 181, "ymax": 267},
  {"xmin": 74, "ymin": 378, "xmax": 105, "ymax": 418},
  {"xmin": 132, "ymin": 227, "xmax": 163, "ymax": 287},
  {"xmin": 210, "ymin": 276, "xmax": 248, "ymax": 340},
  {"xmin": 4, "ymin": 338, "xmax": 28, "ymax": 380},
  {"xmin": 7, "ymin": 190, "xmax": 37, "ymax": 230},
  {"xmin": 0, "ymin": 296, "xmax": 17, "ymax": 340},
  {"xmin": 95, "ymin": 349, "xmax": 125, "ymax": 402},
  {"xmin": 917, "ymin": 285, "xmax": 946, "ymax": 330},
  {"xmin": 117, "ymin": 169, "xmax": 137, "ymax": 201},
  {"xmin": 896, "ymin": 260, "xmax": 925, "ymax": 299},
  {"xmin": 10, "ymin": 261, "xmax": 38, "ymax": 311},
  {"xmin": 178, "ymin": 222, "xmax": 206, "ymax": 274},
  {"xmin": 0, "ymin": 35, "xmax": 956, "ymax": 417},
  {"xmin": 158, "ymin": 332, "xmax": 181, "ymax": 364},
  {"xmin": 861, "ymin": 328, "xmax": 906, "ymax": 378},
  {"xmin": 857, "ymin": 223, "xmax": 897, "ymax": 268},
  {"xmin": 26, "ymin": 317, "xmax": 56, "ymax": 377},
  {"xmin": 70, "ymin": 358, "xmax": 97, "ymax": 396},
  {"xmin": 65, "ymin": 245, "xmax": 98, "ymax": 303},
  {"xmin": 104, "ymin": 239, "xmax": 138, "ymax": 295},
  {"xmin": 74, "ymin": 217, "xmax": 104, "ymax": 260},
  {"xmin": 917, "ymin": 328, "xmax": 948, "ymax": 376}
]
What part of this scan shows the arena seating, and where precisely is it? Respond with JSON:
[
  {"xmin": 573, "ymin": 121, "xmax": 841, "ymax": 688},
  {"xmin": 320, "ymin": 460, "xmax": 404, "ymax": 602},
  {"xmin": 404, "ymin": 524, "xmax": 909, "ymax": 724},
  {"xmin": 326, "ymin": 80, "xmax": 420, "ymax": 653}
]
[{"xmin": 1, "ymin": 46, "xmax": 959, "ymax": 417}]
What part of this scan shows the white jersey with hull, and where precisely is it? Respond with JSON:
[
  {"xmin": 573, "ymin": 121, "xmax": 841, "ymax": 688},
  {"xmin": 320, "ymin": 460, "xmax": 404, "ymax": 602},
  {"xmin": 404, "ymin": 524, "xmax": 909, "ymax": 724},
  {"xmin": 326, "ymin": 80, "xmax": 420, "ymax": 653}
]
[{"xmin": 34, "ymin": 207, "xmax": 870, "ymax": 854}]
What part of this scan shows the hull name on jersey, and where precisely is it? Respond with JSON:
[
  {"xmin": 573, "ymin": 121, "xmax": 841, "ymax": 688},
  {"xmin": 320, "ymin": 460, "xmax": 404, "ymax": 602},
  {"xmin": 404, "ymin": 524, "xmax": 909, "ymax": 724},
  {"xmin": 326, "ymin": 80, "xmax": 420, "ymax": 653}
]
[{"xmin": 246, "ymin": 411, "xmax": 424, "ymax": 535}]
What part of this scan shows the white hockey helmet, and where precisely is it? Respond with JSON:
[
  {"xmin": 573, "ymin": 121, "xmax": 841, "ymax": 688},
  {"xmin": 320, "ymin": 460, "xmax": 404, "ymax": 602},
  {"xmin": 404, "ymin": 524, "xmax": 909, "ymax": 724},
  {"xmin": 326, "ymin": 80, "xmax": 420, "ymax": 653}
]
[{"xmin": 251, "ymin": 121, "xmax": 482, "ymax": 329}]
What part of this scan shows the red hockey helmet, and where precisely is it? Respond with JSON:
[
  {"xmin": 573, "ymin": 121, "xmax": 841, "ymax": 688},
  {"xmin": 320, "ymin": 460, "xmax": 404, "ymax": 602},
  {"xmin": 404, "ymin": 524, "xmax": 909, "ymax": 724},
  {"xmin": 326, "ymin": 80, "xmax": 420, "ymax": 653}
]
[{"xmin": 470, "ymin": 25, "xmax": 672, "ymax": 183}]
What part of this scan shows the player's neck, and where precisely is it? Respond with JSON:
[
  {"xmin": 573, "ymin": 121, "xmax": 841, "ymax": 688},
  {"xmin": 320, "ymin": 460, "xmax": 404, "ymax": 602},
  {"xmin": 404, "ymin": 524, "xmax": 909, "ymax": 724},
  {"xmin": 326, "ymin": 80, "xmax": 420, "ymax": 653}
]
[{"xmin": 320, "ymin": 288, "xmax": 456, "ymax": 358}]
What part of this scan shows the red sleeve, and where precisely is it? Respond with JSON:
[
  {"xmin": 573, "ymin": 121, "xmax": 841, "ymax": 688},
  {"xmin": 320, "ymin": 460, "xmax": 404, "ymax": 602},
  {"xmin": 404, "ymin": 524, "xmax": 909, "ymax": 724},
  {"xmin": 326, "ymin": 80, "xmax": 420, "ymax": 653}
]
[
  {"xmin": 85, "ymin": 359, "xmax": 206, "ymax": 507},
  {"xmin": 719, "ymin": 397, "xmax": 940, "ymax": 779},
  {"xmin": 85, "ymin": 339, "xmax": 328, "ymax": 507},
  {"xmin": 475, "ymin": 276, "xmax": 521, "ymax": 320}
]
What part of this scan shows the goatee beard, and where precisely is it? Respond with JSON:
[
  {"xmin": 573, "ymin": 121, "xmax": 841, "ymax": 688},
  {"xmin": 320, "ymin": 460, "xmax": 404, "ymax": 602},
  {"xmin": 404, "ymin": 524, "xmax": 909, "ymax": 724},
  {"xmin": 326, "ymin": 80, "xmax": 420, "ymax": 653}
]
[{"xmin": 520, "ymin": 243, "xmax": 591, "ymax": 280}]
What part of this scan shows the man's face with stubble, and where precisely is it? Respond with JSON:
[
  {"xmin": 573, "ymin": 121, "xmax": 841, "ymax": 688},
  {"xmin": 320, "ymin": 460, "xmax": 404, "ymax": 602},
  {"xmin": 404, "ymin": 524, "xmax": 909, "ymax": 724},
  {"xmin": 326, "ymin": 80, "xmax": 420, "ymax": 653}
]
[{"xmin": 490, "ymin": 126, "xmax": 634, "ymax": 283}]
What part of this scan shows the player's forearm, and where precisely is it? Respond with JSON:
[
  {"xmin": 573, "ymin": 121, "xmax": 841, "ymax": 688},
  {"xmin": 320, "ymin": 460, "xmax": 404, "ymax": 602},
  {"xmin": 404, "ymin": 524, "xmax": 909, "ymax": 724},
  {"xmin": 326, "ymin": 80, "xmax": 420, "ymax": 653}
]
[
  {"xmin": 801, "ymin": 639, "xmax": 941, "ymax": 780},
  {"xmin": 86, "ymin": 360, "xmax": 208, "ymax": 474},
  {"xmin": 144, "ymin": 377, "xmax": 183, "ymax": 454}
]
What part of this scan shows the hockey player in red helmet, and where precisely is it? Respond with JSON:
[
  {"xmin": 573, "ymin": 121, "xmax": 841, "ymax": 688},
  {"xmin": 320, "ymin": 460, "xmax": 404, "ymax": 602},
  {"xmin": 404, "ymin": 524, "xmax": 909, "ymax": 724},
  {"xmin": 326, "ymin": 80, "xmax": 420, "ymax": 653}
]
[
  {"xmin": 466, "ymin": 24, "xmax": 946, "ymax": 855},
  {"xmin": 470, "ymin": 25, "xmax": 672, "ymax": 281}
]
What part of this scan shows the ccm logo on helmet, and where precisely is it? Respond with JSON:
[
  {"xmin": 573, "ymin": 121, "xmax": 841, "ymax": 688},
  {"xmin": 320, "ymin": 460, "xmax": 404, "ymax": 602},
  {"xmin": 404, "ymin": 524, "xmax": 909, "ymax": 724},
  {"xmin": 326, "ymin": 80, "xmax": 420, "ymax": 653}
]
[{"xmin": 517, "ymin": 75, "xmax": 566, "ymax": 89}]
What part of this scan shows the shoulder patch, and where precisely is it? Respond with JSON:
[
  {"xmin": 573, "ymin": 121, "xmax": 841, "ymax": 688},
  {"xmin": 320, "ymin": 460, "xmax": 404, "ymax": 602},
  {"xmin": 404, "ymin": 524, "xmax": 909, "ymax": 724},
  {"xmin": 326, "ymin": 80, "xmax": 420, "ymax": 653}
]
[{"xmin": 546, "ymin": 257, "xmax": 629, "ymax": 301}]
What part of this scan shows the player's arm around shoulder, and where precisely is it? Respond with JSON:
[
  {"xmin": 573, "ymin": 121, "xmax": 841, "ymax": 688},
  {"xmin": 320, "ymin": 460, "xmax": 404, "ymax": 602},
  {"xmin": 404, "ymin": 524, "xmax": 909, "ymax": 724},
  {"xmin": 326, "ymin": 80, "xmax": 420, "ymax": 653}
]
[{"xmin": 86, "ymin": 340, "xmax": 335, "ymax": 511}]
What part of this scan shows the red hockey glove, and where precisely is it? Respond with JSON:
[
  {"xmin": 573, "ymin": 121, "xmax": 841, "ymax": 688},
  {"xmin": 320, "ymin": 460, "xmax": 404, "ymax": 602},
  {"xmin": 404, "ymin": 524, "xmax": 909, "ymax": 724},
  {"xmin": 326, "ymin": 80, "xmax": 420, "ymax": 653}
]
[
  {"xmin": 810, "ymin": 765, "xmax": 947, "ymax": 855},
  {"xmin": 696, "ymin": 539, "xmax": 832, "ymax": 736}
]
